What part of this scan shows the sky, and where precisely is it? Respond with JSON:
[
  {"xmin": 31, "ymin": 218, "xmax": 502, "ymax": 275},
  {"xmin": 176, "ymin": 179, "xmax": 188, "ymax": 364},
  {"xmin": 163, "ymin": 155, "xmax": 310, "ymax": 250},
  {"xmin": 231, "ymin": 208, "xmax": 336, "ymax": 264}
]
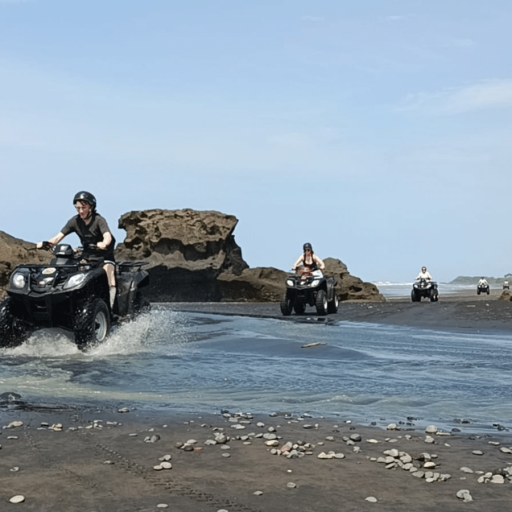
[{"xmin": 1, "ymin": 0, "xmax": 511, "ymax": 283}]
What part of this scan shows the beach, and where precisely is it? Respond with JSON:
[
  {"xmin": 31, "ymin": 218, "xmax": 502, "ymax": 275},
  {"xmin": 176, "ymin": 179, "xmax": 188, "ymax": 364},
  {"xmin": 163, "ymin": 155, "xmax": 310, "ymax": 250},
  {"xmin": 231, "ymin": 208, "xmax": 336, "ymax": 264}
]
[{"xmin": 1, "ymin": 293, "xmax": 512, "ymax": 511}]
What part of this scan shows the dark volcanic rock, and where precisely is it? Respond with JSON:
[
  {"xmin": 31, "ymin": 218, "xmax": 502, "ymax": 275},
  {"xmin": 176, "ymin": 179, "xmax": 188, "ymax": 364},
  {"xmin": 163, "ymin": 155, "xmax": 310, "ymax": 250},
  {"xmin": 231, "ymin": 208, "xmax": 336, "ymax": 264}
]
[
  {"xmin": 115, "ymin": 209, "xmax": 249, "ymax": 301},
  {"xmin": 0, "ymin": 231, "xmax": 52, "ymax": 300},
  {"xmin": 324, "ymin": 258, "xmax": 385, "ymax": 302}
]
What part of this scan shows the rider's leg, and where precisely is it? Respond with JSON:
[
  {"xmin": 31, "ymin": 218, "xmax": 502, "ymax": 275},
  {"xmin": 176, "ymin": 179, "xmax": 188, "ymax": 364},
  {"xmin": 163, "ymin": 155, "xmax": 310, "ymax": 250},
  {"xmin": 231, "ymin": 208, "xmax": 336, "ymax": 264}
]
[{"xmin": 103, "ymin": 262, "xmax": 116, "ymax": 309}]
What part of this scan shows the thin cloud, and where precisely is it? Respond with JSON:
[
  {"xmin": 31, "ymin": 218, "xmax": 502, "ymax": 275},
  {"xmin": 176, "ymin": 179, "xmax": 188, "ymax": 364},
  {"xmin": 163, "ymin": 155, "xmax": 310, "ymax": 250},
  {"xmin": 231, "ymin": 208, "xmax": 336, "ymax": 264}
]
[{"xmin": 399, "ymin": 79, "xmax": 512, "ymax": 115}]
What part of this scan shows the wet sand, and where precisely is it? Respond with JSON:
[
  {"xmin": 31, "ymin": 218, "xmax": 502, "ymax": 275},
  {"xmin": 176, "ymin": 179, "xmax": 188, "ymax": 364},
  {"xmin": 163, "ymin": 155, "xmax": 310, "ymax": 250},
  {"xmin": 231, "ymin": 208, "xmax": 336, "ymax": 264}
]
[
  {"xmin": 1, "ymin": 407, "xmax": 512, "ymax": 511},
  {"xmin": 1, "ymin": 293, "xmax": 512, "ymax": 511},
  {"xmin": 169, "ymin": 288, "xmax": 512, "ymax": 334}
]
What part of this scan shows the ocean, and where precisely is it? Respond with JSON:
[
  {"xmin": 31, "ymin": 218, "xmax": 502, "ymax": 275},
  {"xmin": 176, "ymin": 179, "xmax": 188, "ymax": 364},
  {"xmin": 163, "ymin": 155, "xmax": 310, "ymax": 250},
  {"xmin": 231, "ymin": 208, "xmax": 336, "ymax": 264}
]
[{"xmin": 1, "ymin": 305, "xmax": 511, "ymax": 435}]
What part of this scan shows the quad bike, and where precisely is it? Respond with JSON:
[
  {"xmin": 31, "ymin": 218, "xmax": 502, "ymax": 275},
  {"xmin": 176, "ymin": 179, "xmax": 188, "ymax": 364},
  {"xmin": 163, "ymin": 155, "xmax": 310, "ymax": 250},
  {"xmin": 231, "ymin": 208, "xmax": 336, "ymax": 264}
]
[
  {"xmin": 0, "ymin": 243, "xmax": 150, "ymax": 350},
  {"xmin": 411, "ymin": 278, "xmax": 439, "ymax": 302},
  {"xmin": 477, "ymin": 283, "xmax": 490, "ymax": 295},
  {"xmin": 280, "ymin": 268, "xmax": 338, "ymax": 316}
]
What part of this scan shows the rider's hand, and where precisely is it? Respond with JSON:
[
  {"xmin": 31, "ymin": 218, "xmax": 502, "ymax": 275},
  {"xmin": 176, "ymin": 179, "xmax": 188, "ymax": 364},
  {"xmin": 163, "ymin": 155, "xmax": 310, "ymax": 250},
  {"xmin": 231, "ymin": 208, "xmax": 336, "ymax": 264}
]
[
  {"xmin": 36, "ymin": 242, "xmax": 43, "ymax": 249},
  {"xmin": 97, "ymin": 242, "xmax": 106, "ymax": 250}
]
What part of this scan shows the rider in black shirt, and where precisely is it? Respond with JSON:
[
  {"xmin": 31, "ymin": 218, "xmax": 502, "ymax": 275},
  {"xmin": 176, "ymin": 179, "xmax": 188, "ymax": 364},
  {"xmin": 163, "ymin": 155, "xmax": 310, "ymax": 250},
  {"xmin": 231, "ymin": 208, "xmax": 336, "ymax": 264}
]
[{"xmin": 37, "ymin": 191, "xmax": 117, "ymax": 308}]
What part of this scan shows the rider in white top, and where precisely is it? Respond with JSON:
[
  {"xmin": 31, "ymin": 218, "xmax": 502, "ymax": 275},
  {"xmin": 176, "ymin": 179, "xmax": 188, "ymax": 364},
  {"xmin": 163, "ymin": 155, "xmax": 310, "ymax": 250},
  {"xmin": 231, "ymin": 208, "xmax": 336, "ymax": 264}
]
[
  {"xmin": 478, "ymin": 278, "xmax": 488, "ymax": 286},
  {"xmin": 416, "ymin": 267, "xmax": 433, "ymax": 280}
]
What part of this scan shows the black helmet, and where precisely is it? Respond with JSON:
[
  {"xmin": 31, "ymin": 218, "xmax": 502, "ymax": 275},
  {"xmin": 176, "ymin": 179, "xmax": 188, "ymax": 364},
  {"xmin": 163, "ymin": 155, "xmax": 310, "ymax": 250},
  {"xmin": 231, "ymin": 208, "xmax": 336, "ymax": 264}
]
[
  {"xmin": 73, "ymin": 191, "xmax": 96, "ymax": 210},
  {"xmin": 303, "ymin": 242, "xmax": 313, "ymax": 252}
]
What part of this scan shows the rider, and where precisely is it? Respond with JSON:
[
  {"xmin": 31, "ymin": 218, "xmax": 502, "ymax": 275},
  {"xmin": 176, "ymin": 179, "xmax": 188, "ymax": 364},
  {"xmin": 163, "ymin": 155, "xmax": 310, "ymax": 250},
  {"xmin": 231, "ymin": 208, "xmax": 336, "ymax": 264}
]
[
  {"xmin": 37, "ymin": 191, "xmax": 117, "ymax": 309},
  {"xmin": 293, "ymin": 243, "xmax": 325, "ymax": 280},
  {"xmin": 478, "ymin": 277, "xmax": 489, "ymax": 287},
  {"xmin": 416, "ymin": 266, "xmax": 433, "ymax": 281}
]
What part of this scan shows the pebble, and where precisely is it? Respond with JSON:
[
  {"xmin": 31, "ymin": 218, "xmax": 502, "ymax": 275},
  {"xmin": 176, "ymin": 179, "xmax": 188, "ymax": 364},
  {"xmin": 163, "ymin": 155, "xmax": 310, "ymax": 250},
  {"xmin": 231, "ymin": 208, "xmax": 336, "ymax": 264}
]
[
  {"xmin": 118, "ymin": 407, "xmax": 130, "ymax": 413},
  {"xmin": 144, "ymin": 435, "xmax": 160, "ymax": 443},
  {"xmin": 254, "ymin": 491, "xmax": 263, "ymax": 496},
  {"xmin": 7, "ymin": 421, "xmax": 23, "ymax": 429},
  {"xmin": 472, "ymin": 450, "xmax": 484, "ymax": 456},
  {"xmin": 456, "ymin": 490, "xmax": 473, "ymax": 502},
  {"xmin": 9, "ymin": 495, "xmax": 25, "ymax": 504},
  {"xmin": 157, "ymin": 505, "xmax": 169, "ymax": 509},
  {"xmin": 365, "ymin": 497, "xmax": 378, "ymax": 502},
  {"xmin": 287, "ymin": 482, "xmax": 297, "ymax": 488},
  {"xmin": 425, "ymin": 425, "xmax": 438, "ymax": 434}
]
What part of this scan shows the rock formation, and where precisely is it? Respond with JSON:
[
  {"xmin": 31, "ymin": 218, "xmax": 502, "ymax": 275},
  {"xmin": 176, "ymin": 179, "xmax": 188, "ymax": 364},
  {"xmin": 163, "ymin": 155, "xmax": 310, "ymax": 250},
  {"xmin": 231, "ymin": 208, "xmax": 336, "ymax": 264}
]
[
  {"xmin": 0, "ymin": 209, "xmax": 385, "ymax": 303},
  {"xmin": 115, "ymin": 209, "xmax": 249, "ymax": 301},
  {"xmin": 0, "ymin": 231, "xmax": 52, "ymax": 300}
]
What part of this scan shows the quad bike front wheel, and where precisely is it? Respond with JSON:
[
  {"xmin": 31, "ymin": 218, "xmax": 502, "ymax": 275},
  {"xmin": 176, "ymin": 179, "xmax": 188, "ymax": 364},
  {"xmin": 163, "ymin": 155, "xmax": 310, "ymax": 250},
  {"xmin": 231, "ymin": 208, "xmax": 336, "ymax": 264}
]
[
  {"xmin": 315, "ymin": 289, "xmax": 328, "ymax": 316},
  {"xmin": 280, "ymin": 293, "xmax": 293, "ymax": 316},
  {"xmin": 0, "ymin": 298, "xmax": 27, "ymax": 348},
  {"xmin": 74, "ymin": 298, "xmax": 111, "ymax": 350}
]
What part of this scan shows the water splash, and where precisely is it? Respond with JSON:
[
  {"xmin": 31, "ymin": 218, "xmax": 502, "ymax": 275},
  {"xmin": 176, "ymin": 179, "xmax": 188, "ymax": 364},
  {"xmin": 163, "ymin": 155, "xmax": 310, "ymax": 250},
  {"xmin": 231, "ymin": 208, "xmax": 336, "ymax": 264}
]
[{"xmin": 0, "ymin": 308, "xmax": 188, "ymax": 359}]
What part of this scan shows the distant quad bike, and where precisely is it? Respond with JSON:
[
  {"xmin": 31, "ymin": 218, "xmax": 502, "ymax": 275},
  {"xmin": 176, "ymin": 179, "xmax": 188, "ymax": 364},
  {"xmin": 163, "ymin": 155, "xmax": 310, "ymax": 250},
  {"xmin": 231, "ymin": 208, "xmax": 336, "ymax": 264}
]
[
  {"xmin": 280, "ymin": 269, "xmax": 338, "ymax": 316},
  {"xmin": 411, "ymin": 278, "xmax": 439, "ymax": 302},
  {"xmin": 477, "ymin": 284, "xmax": 490, "ymax": 295},
  {"xmin": 0, "ymin": 243, "xmax": 150, "ymax": 350},
  {"xmin": 503, "ymin": 281, "xmax": 509, "ymax": 290}
]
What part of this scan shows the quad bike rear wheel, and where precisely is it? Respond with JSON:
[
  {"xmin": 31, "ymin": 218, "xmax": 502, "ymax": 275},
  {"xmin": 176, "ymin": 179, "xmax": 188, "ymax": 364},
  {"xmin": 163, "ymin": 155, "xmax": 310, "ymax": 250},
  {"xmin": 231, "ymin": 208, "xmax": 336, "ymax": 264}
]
[
  {"xmin": 74, "ymin": 298, "xmax": 111, "ymax": 350},
  {"xmin": 315, "ymin": 289, "xmax": 328, "ymax": 316},
  {"xmin": 327, "ymin": 293, "xmax": 339, "ymax": 314},
  {"xmin": 133, "ymin": 292, "xmax": 151, "ymax": 314}
]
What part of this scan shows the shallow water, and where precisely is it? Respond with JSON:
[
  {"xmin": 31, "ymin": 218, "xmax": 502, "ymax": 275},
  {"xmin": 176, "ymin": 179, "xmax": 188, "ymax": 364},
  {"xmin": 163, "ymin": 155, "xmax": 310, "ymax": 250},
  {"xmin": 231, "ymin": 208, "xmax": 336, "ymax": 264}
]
[{"xmin": 1, "ymin": 305, "xmax": 511, "ymax": 433}]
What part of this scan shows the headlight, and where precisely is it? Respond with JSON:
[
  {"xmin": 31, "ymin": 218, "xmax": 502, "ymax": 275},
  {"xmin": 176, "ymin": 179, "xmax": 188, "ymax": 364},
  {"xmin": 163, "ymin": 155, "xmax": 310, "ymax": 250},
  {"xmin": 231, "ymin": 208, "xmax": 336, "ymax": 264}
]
[
  {"xmin": 286, "ymin": 279, "xmax": 295, "ymax": 287},
  {"xmin": 311, "ymin": 279, "xmax": 321, "ymax": 287},
  {"xmin": 12, "ymin": 272, "xmax": 26, "ymax": 289},
  {"xmin": 64, "ymin": 273, "xmax": 86, "ymax": 290}
]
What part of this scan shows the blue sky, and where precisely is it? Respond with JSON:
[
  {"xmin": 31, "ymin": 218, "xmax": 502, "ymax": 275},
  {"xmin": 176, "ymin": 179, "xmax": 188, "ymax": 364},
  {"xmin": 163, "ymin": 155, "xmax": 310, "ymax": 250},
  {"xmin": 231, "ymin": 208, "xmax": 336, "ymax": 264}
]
[{"xmin": 1, "ymin": 0, "xmax": 511, "ymax": 283}]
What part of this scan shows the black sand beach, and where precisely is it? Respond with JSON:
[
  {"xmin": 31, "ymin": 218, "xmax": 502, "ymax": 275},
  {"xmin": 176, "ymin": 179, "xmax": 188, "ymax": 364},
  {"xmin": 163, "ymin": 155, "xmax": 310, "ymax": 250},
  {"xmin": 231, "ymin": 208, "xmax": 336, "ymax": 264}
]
[{"xmin": 1, "ymin": 295, "xmax": 512, "ymax": 511}]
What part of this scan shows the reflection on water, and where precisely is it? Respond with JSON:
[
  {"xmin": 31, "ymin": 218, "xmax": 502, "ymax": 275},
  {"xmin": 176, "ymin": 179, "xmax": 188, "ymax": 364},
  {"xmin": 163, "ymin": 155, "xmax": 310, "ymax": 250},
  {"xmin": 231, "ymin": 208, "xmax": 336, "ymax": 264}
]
[{"xmin": 1, "ymin": 305, "xmax": 512, "ymax": 433}]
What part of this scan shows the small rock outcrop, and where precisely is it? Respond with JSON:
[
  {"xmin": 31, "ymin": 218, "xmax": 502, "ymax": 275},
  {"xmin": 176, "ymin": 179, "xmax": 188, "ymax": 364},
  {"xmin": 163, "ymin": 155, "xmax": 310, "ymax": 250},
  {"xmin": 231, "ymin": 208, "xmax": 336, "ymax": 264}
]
[
  {"xmin": 324, "ymin": 258, "xmax": 385, "ymax": 302},
  {"xmin": 0, "ymin": 231, "xmax": 52, "ymax": 300}
]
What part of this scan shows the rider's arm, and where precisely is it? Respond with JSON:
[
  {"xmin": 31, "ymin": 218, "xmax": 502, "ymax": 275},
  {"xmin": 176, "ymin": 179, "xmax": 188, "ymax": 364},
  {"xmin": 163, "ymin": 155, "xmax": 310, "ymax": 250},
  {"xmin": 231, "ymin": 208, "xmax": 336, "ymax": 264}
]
[
  {"xmin": 292, "ymin": 255, "xmax": 304, "ymax": 271},
  {"xmin": 37, "ymin": 232, "xmax": 65, "ymax": 249},
  {"xmin": 314, "ymin": 255, "xmax": 325, "ymax": 270},
  {"xmin": 97, "ymin": 231, "xmax": 113, "ymax": 251}
]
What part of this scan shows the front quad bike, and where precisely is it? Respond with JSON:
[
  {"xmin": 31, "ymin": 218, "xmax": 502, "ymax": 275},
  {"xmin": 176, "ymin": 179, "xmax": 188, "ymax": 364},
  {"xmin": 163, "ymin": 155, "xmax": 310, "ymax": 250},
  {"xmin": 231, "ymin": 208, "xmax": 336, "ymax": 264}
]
[
  {"xmin": 477, "ymin": 284, "xmax": 490, "ymax": 295},
  {"xmin": 0, "ymin": 243, "xmax": 150, "ymax": 350},
  {"xmin": 411, "ymin": 278, "xmax": 439, "ymax": 302},
  {"xmin": 280, "ymin": 270, "xmax": 338, "ymax": 316}
]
